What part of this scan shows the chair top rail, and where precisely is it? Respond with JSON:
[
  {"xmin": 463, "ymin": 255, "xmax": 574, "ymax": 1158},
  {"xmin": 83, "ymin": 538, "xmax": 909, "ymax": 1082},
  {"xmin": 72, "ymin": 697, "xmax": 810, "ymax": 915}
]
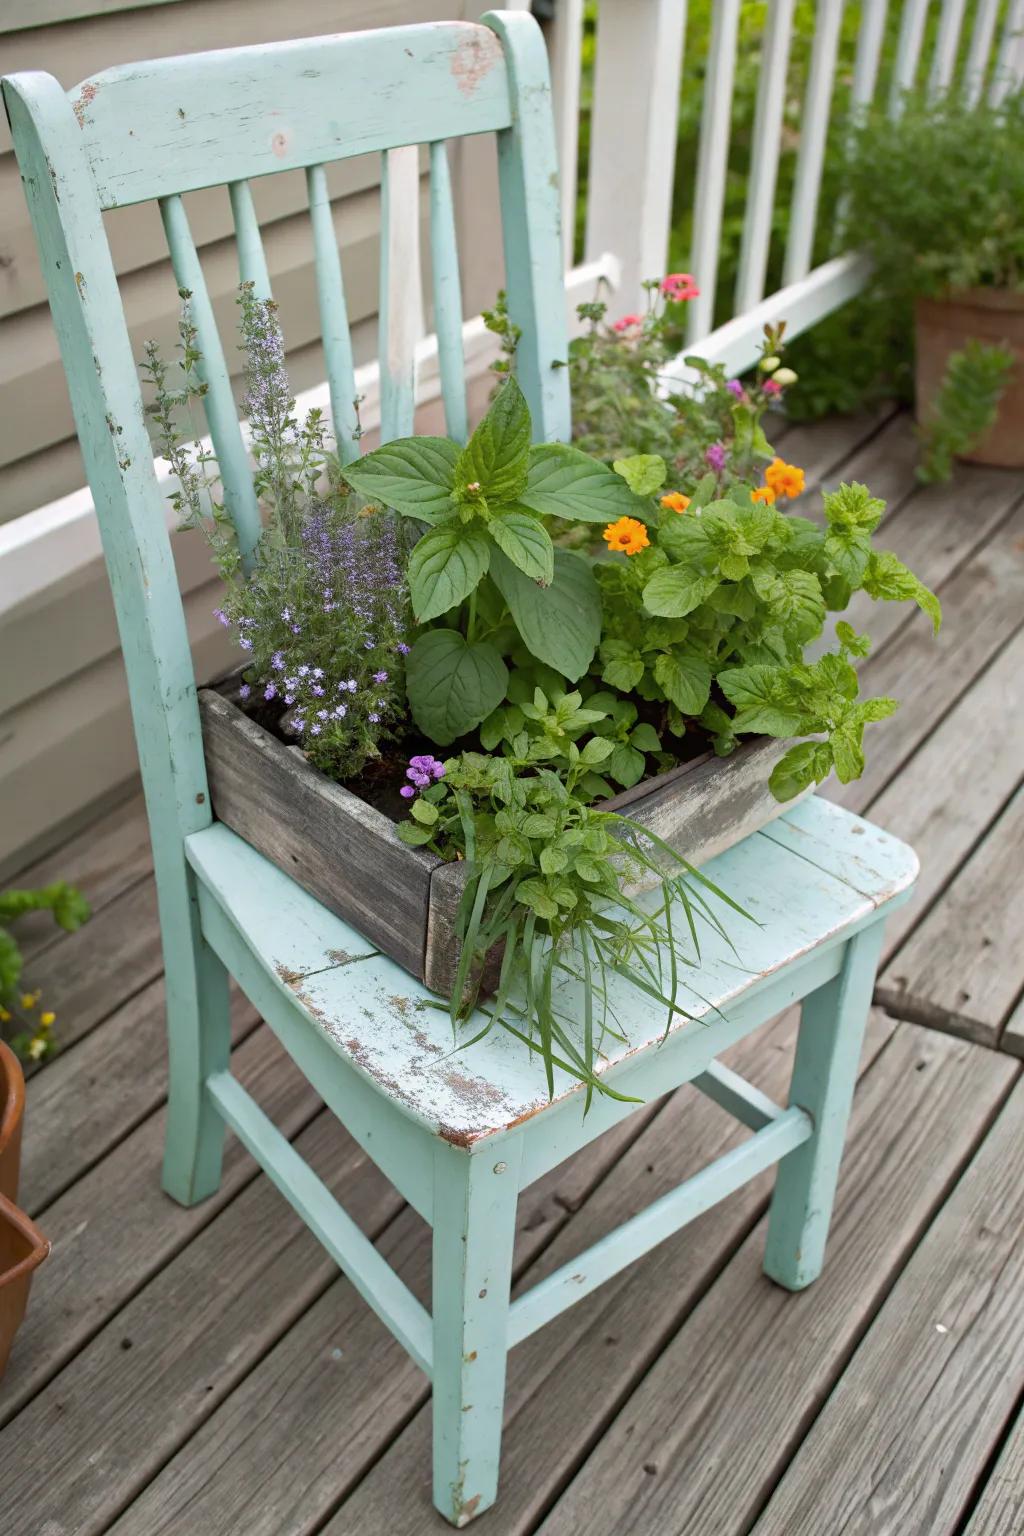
[{"xmin": 62, "ymin": 21, "xmax": 513, "ymax": 210}]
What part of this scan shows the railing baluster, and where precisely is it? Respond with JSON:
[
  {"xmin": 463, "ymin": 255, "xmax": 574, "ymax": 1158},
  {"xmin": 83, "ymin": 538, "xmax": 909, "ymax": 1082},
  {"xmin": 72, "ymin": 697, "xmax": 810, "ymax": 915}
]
[
  {"xmin": 851, "ymin": 0, "xmax": 890, "ymax": 107},
  {"xmin": 228, "ymin": 180, "xmax": 272, "ymax": 300},
  {"xmin": 991, "ymin": 0, "xmax": 1024, "ymax": 106},
  {"xmin": 585, "ymin": 0, "xmax": 687, "ymax": 320},
  {"xmin": 735, "ymin": 0, "xmax": 796, "ymax": 313},
  {"xmin": 782, "ymin": 0, "xmax": 844, "ymax": 289},
  {"xmin": 428, "ymin": 141, "xmax": 468, "ymax": 444},
  {"xmin": 890, "ymin": 0, "xmax": 930, "ymax": 116},
  {"xmin": 964, "ymin": 0, "xmax": 1001, "ymax": 107},
  {"xmin": 379, "ymin": 145, "xmax": 422, "ymax": 444},
  {"xmin": 160, "ymin": 193, "xmax": 261, "ymax": 572},
  {"xmin": 543, "ymin": 0, "xmax": 585, "ymax": 266},
  {"xmin": 929, "ymin": 0, "xmax": 968, "ymax": 95},
  {"xmin": 687, "ymin": 0, "xmax": 740, "ymax": 343},
  {"xmin": 306, "ymin": 163, "xmax": 359, "ymax": 464}
]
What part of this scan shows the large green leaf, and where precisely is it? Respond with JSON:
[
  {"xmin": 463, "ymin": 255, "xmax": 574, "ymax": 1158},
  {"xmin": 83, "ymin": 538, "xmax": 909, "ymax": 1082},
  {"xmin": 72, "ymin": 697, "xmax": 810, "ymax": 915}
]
[
  {"xmin": 769, "ymin": 740, "xmax": 833, "ymax": 802},
  {"xmin": 768, "ymin": 568, "xmax": 826, "ymax": 642},
  {"xmin": 342, "ymin": 437, "xmax": 459, "ymax": 521},
  {"xmin": 612, "ymin": 454, "xmax": 666, "ymax": 497},
  {"xmin": 490, "ymin": 548, "xmax": 601, "ymax": 681},
  {"xmin": 718, "ymin": 665, "xmax": 803, "ymax": 737},
  {"xmin": 456, "ymin": 376, "xmax": 531, "ymax": 502},
  {"xmin": 862, "ymin": 550, "xmax": 942, "ymax": 633},
  {"xmin": 520, "ymin": 443, "xmax": 645, "ymax": 523},
  {"xmin": 642, "ymin": 564, "xmax": 717, "ymax": 618},
  {"xmin": 405, "ymin": 629, "xmax": 508, "ymax": 745},
  {"xmin": 408, "ymin": 526, "xmax": 490, "ymax": 622},
  {"xmin": 653, "ymin": 650, "xmax": 712, "ymax": 715},
  {"xmin": 488, "ymin": 508, "xmax": 554, "ymax": 584}
]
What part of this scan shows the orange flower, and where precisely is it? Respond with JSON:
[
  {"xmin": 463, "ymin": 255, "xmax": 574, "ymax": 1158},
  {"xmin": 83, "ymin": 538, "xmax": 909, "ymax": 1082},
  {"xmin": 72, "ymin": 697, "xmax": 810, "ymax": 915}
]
[
  {"xmin": 764, "ymin": 457, "xmax": 806, "ymax": 500},
  {"xmin": 603, "ymin": 516, "xmax": 650, "ymax": 556},
  {"xmin": 751, "ymin": 485, "xmax": 776, "ymax": 505},
  {"xmin": 660, "ymin": 491, "xmax": 691, "ymax": 514}
]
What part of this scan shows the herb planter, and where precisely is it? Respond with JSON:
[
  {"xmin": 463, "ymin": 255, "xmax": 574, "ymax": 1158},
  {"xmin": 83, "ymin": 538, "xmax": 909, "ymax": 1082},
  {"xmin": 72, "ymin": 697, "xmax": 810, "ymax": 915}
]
[
  {"xmin": 0, "ymin": 1042, "xmax": 49, "ymax": 1379},
  {"xmin": 916, "ymin": 290, "xmax": 1024, "ymax": 468},
  {"xmin": 199, "ymin": 686, "xmax": 798, "ymax": 997}
]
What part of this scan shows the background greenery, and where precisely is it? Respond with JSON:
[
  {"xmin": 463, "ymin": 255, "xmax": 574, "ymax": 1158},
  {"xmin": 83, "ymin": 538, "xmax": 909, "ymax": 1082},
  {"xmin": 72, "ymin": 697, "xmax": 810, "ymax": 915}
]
[{"xmin": 573, "ymin": 0, "xmax": 1012, "ymax": 419}]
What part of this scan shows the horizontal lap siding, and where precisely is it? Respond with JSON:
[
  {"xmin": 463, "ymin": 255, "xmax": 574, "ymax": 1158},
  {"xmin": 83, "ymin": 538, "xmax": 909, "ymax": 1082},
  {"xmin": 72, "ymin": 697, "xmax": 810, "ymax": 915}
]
[{"xmin": 0, "ymin": 0, "xmax": 503, "ymax": 876}]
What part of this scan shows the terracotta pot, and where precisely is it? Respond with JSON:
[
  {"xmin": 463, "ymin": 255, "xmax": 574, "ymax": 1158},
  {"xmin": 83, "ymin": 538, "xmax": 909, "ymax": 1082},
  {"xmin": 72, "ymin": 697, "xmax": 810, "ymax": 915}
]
[
  {"xmin": 0, "ymin": 1038, "xmax": 25, "ymax": 1206},
  {"xmin": 0, "ymin": 1193, "xmax": 49, "ymax": 1379},
  {"xmin": 915, "ymin": 288, "xmax": 1024, "ymax": 468}
]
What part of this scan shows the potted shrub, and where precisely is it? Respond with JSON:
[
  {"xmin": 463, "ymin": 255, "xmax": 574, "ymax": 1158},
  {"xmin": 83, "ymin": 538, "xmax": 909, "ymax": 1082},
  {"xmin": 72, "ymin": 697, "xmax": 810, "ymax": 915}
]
[
  {"xmin": 842, "ymin": 91, "xmax": 1024, "ymax": 476},
  {"xmin": 150, "ymin": 282, "xmax": 939, "ymax": 1098},
  {"xmin": 0, "ymin": 1041, "xmax": 50, "ymax": 1378}
]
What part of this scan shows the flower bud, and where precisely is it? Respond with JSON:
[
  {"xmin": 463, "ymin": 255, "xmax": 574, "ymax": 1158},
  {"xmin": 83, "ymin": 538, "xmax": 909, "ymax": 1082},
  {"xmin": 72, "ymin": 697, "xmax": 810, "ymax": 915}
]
[
  {"xmin": 759, "ymin": 355, "xmax": 780, "ymax": 372},
  {"xmin": 773, "ymin": 366, "xmax": 798, "ymax": 386}
]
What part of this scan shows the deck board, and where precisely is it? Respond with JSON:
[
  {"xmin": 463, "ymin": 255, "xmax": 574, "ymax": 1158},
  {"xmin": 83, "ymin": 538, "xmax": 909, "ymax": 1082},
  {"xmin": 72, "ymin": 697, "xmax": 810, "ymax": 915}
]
[{"xmin": 2, "ymin": 409, "xmax": 1023, "ymax": 1536}]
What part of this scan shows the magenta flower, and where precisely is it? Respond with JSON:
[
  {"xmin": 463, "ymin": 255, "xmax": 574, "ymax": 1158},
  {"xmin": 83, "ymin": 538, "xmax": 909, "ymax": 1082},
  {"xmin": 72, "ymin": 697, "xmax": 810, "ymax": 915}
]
[
  {"xmin": 612, "ymin": 313, "xmax": 643, "ymax": 333},
  {"xmin": 661, "ymin": 273, "xmax": 700, "ymax": 302},
  {"xmin": 726, "ymin": 379, "xmax": 745, "ymax": 399},
  {"xmin": 705, "ymin": 441, "xmax": 727, "ymax": 472}
]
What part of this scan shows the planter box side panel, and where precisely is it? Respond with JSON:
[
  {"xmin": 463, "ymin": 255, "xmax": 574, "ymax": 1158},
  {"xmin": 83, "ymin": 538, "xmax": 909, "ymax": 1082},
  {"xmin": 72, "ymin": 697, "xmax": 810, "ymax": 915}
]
[
  {"xmin": 198, "ymin": 690, "xmax": 436, "ymax": 978},
  {"xmin": 620, "ymin": 737, "xmax": 799, "ymax": 893}
]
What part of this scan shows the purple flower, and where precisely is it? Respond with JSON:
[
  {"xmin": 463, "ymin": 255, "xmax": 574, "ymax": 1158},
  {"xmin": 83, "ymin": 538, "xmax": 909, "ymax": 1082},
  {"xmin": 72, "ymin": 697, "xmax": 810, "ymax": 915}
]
[
  {"xmin": 705, "ymin": 441, "xmax": 727, "ymax": 472},
  {"xmin": 271, "ymin": 651, "xmax": 285, "ymax": 672},
  {"xmin": 310, "ymin": 724, "xmax": 321, "ymax": 735},
  {"xmin": 298, "ymin": 665, "xmax": 309, "ymax": 677},
  {"xmin": 284, "ymin": 693, "xmax": 295, "ymax": 705},
  {"xmin": 290, "ymin": 624, "xmax": 301, "ymax": 635},
  {"xmin": 311, "ymin": 685, "xmax": 325, "ymax": 697},
  {"xmin": 213, "ymin": 608, "xmax": 229, "ymax": 628},
  {"xmin": 725, "ymin": 379, "xmax": 744, "ymax": 399},
  {"xmin": 281, "ymin": 608, "xmax": 291, "ymax": 623},
  {"xmin": 312, "ymin": 668, "xmax": 324, "ymax": 679},
  {"xmin": 264, "ymin": 683, "xmax": 277, "ymax": 701},
  {"xmin": 396, "ymin": 642, "xmax": 411, "ymax": 656},
  {"xmin": 333, "ymin": 704, "xmax": 347, "ymax": 719},
  {"xmin": 239, "ymin": 683, "xmax": 251, "ymax": 700},
  {"xmin": 239, "ymin": 636, "xmax": 253, "ymax": 651},
  {"xmin": 368, "ymin": 712, "xmax": 380, "ymax": 723},
  {"xmin": 373, "ymin": 670, "xmax": 389, "ymax": 684},
  {"xmin": 399, "ymin": 785, "xmax": 416, "ymax": 799}
]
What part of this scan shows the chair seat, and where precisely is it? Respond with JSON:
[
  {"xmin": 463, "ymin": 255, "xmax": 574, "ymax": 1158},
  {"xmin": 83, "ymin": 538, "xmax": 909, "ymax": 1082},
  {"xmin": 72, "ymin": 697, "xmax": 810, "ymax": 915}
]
[{"xmin": 185, "ymin": 794, "xmax": 916, "ymax": 1145}]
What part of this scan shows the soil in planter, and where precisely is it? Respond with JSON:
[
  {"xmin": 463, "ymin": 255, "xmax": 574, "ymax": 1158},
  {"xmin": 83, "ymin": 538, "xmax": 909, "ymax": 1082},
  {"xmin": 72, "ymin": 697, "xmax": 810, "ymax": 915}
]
[{"xmin": 218, "ymin": 667, "xmax": 717, "ymax": 827}]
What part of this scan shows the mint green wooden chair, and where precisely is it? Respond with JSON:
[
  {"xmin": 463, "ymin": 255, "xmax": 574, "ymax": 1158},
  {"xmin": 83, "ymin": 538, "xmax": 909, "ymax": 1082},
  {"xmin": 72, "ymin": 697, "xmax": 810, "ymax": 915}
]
[{"xmin": 4, "ymin": 14, "xmax": 917, "ymax": 1525}]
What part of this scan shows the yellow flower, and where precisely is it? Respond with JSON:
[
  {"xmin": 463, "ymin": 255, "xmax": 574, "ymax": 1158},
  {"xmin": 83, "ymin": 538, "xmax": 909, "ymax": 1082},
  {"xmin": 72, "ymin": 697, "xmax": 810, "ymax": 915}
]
[
  {"xmin": 40, "ymin": 1011, "xmax": 56, "ymax": 1028},
  {"xmin": 602, "ymin": 516, "xmax": 650, "ymax": 556},
  {"xmin": 751, "ymin": 486, "xmax": 776, "ymax": 505},
  {"xmin": 660, "ymin": 491, "xmax": 691, "ymax": 514},
  {"xmin": 27, "ymin": 1038, "xmax": 46, "ymax": 1061},
  {"xmin": 764, "ymin": 457, "xmax": 805, "ymax": 500},
  {"xmin": 0, "ymin": 1006, "xmax": 10, "ymax": 1023},
  {"xmin": 20, "ymin": 990, "xmax": 40, "ymax": 1010}
]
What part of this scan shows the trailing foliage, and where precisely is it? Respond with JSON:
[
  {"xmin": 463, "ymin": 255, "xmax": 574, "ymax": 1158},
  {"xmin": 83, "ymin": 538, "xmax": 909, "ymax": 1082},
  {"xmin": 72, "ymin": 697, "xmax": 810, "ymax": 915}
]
[{"xmin": 916, "ymin": 340, "xmax": 1015, "ymax": 484}]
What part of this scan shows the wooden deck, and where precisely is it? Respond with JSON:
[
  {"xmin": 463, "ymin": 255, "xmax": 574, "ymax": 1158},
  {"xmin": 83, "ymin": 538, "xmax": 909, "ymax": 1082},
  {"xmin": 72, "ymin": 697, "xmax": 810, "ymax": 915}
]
[{"xmin": 2, "ymin": 407, "xmax": 1023, "ymax": 1536}]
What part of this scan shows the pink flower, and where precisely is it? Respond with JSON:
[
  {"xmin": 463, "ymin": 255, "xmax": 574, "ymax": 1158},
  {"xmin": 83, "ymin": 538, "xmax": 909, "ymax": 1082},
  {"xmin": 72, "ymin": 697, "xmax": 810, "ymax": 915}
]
[
  {"xmin": 762, "ymin": 377, "xmax": 783, "ymax": 396},
  {"xmin": 705, "ymin": 441, "xmax": 727, "ymax": 472},
  {"xmin": 726, "ymin": 379, "xmax": 745, "ymax": 399},
  {"xmin": 661, "ymin": 273, "xmax": 700, "ymax": 302},
  {"xmin": 612, "ymin": 313, "xmax": 644, "ymax": 333}
]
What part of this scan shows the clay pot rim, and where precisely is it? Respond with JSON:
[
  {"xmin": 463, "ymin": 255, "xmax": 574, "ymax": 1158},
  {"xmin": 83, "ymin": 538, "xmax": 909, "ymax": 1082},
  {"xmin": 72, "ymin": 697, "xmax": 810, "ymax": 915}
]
[
  {"xmin": 917, "ymin": 286, "xmax": 1024, "ymax": 315},
  {"xmin": 0, "ymin": 1040, "xmax": 25, "ymax": 1166},
  {"xmin": 0, "ymin": 1191, "xmax": 50, "ymax": 1291}
]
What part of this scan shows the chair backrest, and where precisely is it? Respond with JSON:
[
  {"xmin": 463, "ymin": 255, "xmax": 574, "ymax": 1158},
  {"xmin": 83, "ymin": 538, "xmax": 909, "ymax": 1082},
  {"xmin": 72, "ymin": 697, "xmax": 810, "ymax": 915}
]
[{"xmin": 2, "ymin": 13, "xmax": 568, "ymax": 881}]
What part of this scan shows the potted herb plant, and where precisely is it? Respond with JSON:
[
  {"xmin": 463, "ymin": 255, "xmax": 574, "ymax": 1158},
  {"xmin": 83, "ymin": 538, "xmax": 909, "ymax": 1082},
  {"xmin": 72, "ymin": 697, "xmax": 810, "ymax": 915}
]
[
  {"xmin": 150, "ymin": 283, "xmax": 939, "ymax": 1099},
  {"xmin": 0, "ymin": 1042, "xmax": 50, "ymax": 1378},
  {"xmin": 842, "ymin": 90, "xmax": 1024, "ymax": 475}
]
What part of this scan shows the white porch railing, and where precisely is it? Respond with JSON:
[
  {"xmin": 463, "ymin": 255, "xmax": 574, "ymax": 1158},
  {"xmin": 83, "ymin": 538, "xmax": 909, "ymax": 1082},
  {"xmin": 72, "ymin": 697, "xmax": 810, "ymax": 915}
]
[{"xmin": 1, "ymin": 0, "xmax": 1022, "ymax": 869}]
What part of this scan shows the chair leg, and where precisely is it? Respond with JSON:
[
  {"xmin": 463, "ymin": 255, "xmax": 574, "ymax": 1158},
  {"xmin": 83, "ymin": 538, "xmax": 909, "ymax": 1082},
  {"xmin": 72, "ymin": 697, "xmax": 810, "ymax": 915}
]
[
  {"xmin": 764, "ymin": 920, "xmax": 885, "ymax": 1291},
  {"xmin": 431, "ymin": 1138, "xmax": 521, "ymax": 1527},
  {"xmin": 161, "ymin": 886, "xmax": 232, "ymax": 1208}
]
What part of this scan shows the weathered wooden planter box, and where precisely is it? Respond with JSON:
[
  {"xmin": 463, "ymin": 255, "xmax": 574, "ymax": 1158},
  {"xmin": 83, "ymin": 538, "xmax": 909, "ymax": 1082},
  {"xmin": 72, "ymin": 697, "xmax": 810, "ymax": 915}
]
[{"xmin": 199, "ymin": 687, "xmax": 796, "ymax": 996}]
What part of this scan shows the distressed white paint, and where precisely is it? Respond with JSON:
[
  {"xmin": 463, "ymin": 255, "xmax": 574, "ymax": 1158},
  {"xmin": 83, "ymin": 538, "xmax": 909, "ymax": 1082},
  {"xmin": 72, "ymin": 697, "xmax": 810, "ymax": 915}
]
[{"xmin": 585, "ymin": 0, "xmax": 687, "ymax": 318}]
